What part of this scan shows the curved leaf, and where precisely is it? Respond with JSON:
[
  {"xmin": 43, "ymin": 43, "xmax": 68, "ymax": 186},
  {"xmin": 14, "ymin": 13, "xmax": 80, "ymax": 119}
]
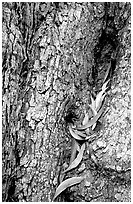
[
  {"xmin": 92, "ymin": 123, "xmax": 96, "ymax": 130},
  {"xmin": 89, "ymin": 103, "xmax": 97, "ymax": 115},
  {"xmin": 97, "ymin": 93, "xmax": 106, "ymax": 113},
  {"xmin": 95, "ymin": 91, "xmax": 106, "ymax": 112},
  {"xmin": 102, "ymin": 79, "xmax": 110, "ymax": 91},
  {"xmin": 88, "ymin": 105, "xmax": 97, "ymax": 130},
  {"xmin": 90, "ymin": 95, "xmax": 96, "ymax": 110},
  {"xmin": 76, "ymin": 104, "xmax": 105, "ymax": 130},
  {"xmin": 82, "ymin": 112, "xmax": 89, "ymax": 125},
  {"xmin": 53, "ymin": 177, "xmax": 84, "ymax": 201},
  {"xmin": 95, "ymin": 80, "xmax": 109, "ymax": 111},
  {"xmin": 74, "ymin": 129, "xmax": 87, "ymax": 138},
  {"xmin": 69, "ymin": 125, "xmax": 86, "ymax": 140},
  {"xmin": 103, "ymin": 61, "xmax": 111, "ymax": 83},
  {"xmin": 85, "ymin": 128, "xmax": 90, "ymax": 135},
  {"xmin": 63, "ymin": 143, "xmax": 85, "ymax": 173},
  {"xmin": 69, "ymin": 139, "xmax": 80, "ymax": 165}
]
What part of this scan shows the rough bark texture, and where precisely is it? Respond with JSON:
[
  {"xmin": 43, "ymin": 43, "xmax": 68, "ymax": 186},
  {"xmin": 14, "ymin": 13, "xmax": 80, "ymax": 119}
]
[{"xmin": 2, "ymin": 2, "xmax": 131, "ymax": 202}]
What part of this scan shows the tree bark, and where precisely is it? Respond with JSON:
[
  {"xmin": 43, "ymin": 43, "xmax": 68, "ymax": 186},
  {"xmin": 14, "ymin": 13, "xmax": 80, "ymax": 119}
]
[{"xmin": 2, "ymin": 2, "xmax": 131, "ymax": 202}]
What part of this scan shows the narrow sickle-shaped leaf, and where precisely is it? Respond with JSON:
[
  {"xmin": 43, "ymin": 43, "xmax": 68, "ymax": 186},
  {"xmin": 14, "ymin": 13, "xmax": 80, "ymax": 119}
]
[
  {"xmin": 96, "ymin": 93, "xmax": 106, "ymax": 112},
  {"xmin": 103, "ymin": 62, "xmax": 111, "ymax": 83},
  {"xmin": 53, "ymin": 177, "xmax": 84, "ymax": 201},
  {"xmin": 95, "ymin": 89, "xmax": 105, "ymax": 110},
  {"xmin": 63, "ymin": 143, "xmax": 85, "ymax": 173},
  {"xmin": 102, "ymin": 79, "xmax": 110, "ymax": 92},
  {"xmin": 76, "ymin": 103, "xmax": 105, "ymax": 130},
  {"xmin": 95, "ymin": 80, "xmax": 109, "ymax": 111},
  {"xmin": 89, "ymin": 104, "xmax": 97, "ymax": 115},
  {"xmin": 82, "ymin": 112, "xmax": 89, "ymax": 125},
  {"xmin": 82, "ymin": 110, "xmax": 94, "ymax": 134},
  {"xmin": 81, "ymin": 113, "xmax": 91, "ymax": 136},
  {"xmin": 74, "ymin": 129, "xmax": 87, "ymax": 138},
  {"xmin": 69, "ymin": 125, "xmax": 86, "ymax": 140},
  {"xmin": 89, "ymin": 105, "xmax": 97, "ymax": 130},
  {"xmin": 90, "ymin": 94, "xmax": 96, "ymax": 110},
  {"xmin": 69, "ymin": 138, "xmax": 80, "ymax": 165},
  {"xmin": 92, "ymin": 123, "xmax": 96, "ymax": 131},
  {"xmin": 85, "ymin": 128, "xmax": 90, "ymax": 135}
]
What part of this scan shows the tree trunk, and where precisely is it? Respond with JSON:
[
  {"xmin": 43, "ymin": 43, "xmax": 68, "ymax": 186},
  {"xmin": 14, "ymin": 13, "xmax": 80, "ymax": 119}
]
[{"xmin": 2, "ymin": 2, "xmax": 131, "ymax": 202}]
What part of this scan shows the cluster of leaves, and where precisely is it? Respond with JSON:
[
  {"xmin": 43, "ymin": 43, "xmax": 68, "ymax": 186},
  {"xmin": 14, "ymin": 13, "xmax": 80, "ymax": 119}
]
[{"xmin": 53, "ymin": 79, "xmax": 110, "ymax": 201}]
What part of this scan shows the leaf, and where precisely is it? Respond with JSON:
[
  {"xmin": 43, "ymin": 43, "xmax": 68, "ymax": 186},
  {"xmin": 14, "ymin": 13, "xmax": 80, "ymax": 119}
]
[
  {"xmin": 89, "ymin": 104, "xmax": 97, "ymax": 115},
  {"xmin": 89, "ymin": 95, "xmax": 105, "ymax": 130},
  {"xmin": 69, "ymin": 139, "xmax": 80, "ymax": 165},
  {"xmin": 95, "ymin": 90, "xmax": 105, "ymax": 111},
  {"xmin": 89, "ymin": 104, "xmax": 97, "ymax": 130},
  {"xmin": 76, "ymin": 103, "xmax": 105, "ymax": 130},
  {"xmin": 82, "ymin": 112, "xmax": 89, "ymax": 125},
  {"xmin": 92, "ymin": 123, "xmax": 96, "ymax": 131},
  {"xmin": 82, "ymin": 112, "xmax": 92, "ymax": 135},
  {"xmin": 97, "ymin": 93, "xmax": 106, "ymax": 112},
  {"xmin": 75, "ymin": 140, "xmax": 80, "ymax": 152},
  {"xmin": 74, "ymin": 129, "xmax": 87, "ymax": 138},
  {"xmin": 82, "ymin": 109, "xmax": 96, "ymax": 133},
  {"xmin": 69, "ymin": 125, "xmax": 86, "ymax": 140},
  {"xmin": 85, "ymin": 128, "xmax": 90, "ymax": 135},
  {"xmin": 90, "ymin": 95, "xmax": 96, "ymax": 110},
  {"xmin": 63, "ymin": 143, "xmax": 85, "ymax": 173},
  {"xmin": 95, "ymin": 80, "xmax": 109, "ymax": 111},
  {"xmin": 102, "ymin": 79, "xmax": 110, "ymax": 92},
  {"xmin": 53, "ymin": 177, "xmax": 84, "ymax": 201},
  {"xmin": 103, "ymin": 62, "xmax": 111, "ymax": 83}
]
